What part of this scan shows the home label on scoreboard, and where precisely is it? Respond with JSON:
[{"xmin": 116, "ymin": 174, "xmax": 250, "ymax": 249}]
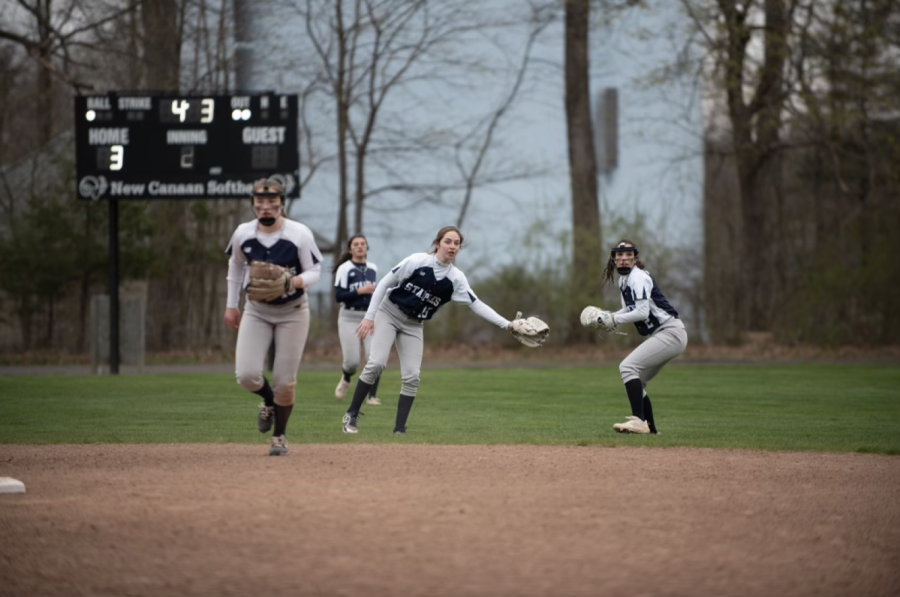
[{"xmin": 74, "ymin": 93, "xmax": 299, "ymax": 200}]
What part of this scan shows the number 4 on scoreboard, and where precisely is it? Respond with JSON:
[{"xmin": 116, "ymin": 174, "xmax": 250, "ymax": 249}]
[{"xmin": 171, "ymin": 99, "xmax": 189, "ymax": 122}]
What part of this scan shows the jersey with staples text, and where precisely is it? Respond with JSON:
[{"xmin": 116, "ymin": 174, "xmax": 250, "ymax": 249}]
[
  {"xmin": 379, "ymin": 253, "xmax": 479, "ymax": 321},
  {"xmin": 334, "ymin": 260, "xmax": 378, "ymax": 311}
]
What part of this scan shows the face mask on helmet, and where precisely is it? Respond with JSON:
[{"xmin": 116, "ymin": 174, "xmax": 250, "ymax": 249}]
[
  {"xmin": 610, "ymin": 242, "xmax": 639, "ymax": 276},
  {"xmin": 251, "ymin": 178, "xmax": 285, "ymax": 227},
  {"xmin": 255, "ymin": 208, "xmax": 281, "ymax": 227}
]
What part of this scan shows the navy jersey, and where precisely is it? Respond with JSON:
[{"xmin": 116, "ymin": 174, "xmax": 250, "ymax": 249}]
[
  {"xmin": 616, "ymin": 267, "xmax": 679, "ymax": 337},
  {"xmin": 225, "ymin": 219, "xmax": 322, "ymax": 307},
  {"xmin": 334, "ymin": 260, "xmax": 379, "ymax": 311},
  {"xmin": 366, "ymin": 253, "xmax": 477, "ymax": 321}
]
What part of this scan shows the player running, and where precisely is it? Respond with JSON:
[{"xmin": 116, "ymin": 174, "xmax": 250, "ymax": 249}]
[
  {"xmin": 223, "ymin": 178, "xmax": 323, "ymax": 455},
  {"xmin": 332, "ymin": 234, "xmax": 382, "ymax": 405}
]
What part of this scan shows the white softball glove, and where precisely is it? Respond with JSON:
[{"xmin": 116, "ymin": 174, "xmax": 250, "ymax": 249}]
[
  {"xmin": 509, "ymin": 311, "xmax": 550, "ymax": 348},
  {"xmin": 580, "ymin": 305, "xmax": 619, "ymax": 333}
]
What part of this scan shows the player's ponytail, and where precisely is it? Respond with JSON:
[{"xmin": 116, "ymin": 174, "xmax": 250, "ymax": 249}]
[
  {"xmin": 332, "ymin": 234, "xmax": 368, "ymax": 275},
  {"xmin": 602, "ymin": 256, "xmax": 617, "ymax": 286}
]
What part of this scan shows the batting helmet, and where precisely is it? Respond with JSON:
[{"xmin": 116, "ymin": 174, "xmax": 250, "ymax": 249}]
[
  {"xmin": 251, "ymin": 178, "xmax": 285, "ymax": 199},
  {"xmin": 610, "ymin": 240, "xmax": 639, "ymax": 259}
]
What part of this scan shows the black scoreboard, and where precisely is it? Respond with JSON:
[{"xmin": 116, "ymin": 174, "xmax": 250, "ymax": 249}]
[{"xmin": 74, "ymin": 92, "xmax": 299, "ymax": 200}]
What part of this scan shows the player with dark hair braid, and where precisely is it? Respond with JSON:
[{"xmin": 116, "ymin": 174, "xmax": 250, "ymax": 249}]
[
  {"xmin": 602, "ymin": 240, "xmax": 645, "ymax": 285},
  {"xmin": 332, "ymin": 234, "xmax": 382, "ymax": 405},
  {"xmin": 582, "ymin": 240, "xmax": 687, "ymax": 434}
]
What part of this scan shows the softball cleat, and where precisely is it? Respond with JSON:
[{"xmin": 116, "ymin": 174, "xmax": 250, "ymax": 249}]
[
  {"xmin": 342, "ymin": 413, "xmax": 359, "ymax": 434},
  {"xmin": 335, "ymin": 378, "xmax": 350, "ymax": 400},
  {"xmin": 257, "ymin": 403, "xmax": 275, "ymax": 434},
  {"xmin": 269, "ymin": 435, "xmax": 289, "ymax": 456},
  {"xmin": 612, "ymin": 416, "xmax": 651, "ymax": 434}
]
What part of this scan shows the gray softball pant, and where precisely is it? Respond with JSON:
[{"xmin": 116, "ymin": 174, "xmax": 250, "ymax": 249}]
[
  {"xmin": 359, "ymin": 300, "xmax": 423, "ymax": 396},
  {"xmin": 337, "ymin": 307, "xmax": 374, "ymax": 375},
  {"xmin": 235, "ymin": 296, "xmax": 310, "ymax": 406},
  {"xmin": 619, "ymin": 318, "xmax": 687, "ymax": 391}
]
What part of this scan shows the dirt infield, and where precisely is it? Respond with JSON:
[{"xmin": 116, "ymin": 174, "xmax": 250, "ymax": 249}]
[{"xmin": 1, "ymin": 444, "xmax": 898, "ymax": 597}]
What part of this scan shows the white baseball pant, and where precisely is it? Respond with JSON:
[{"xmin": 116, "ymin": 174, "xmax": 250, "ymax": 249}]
[
  {"xmin": 619, "ymin": 318, "xmax": 687, "ymax": 390},
  {"xmin": 337, "ymin": 307, "xmax": 374, "ymax": 375},
  {"xmin": 235, "ymin": 296, "xmax": 310, "ymax": 406},
  {"xmin": 359, "ymin": 300, "xmax": 423, "ymax": 397}
]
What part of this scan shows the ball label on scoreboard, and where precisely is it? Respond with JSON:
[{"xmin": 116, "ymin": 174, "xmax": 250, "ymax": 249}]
[{"xmin": 74, "ymin": 93, "xmax": 299, "ymax": 200}]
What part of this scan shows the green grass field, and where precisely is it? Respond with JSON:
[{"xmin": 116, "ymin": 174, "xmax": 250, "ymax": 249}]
[{"xmin": 1, "ymin": 364, "xmax": 898, "ymax": 453}]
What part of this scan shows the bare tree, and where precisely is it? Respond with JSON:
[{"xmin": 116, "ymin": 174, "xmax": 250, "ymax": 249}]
[
  {"xmin": 782, "ymin": 0, "xmax": 900, "ymax": 343},
  {"xmin": 679, "ymin": 0, "xmax": 794, "ymax": 339},
  {"xmin": 564, "ymin": 0, "xmax": 601, "ymax": 283},
  {"xmin": 454, "ymin": 4, "xmax": 554, "ymax": 229},
  {"xmin": 301, "ymin": 0, "xmax": 463, "ymax": 253},
  {"xmin": 295, "ymin": 0, "xmax": 552, "ymax": 258},
  {"xmin": 0, "ymin": 0, "xmax": 134, "ymax": 145},
  {"xmin": 686, "ymin": 0, "xmax": 900, "ymax": 343}
]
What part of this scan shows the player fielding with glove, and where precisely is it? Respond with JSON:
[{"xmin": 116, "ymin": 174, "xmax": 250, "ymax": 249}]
[
  {"xmin": 341, "ymin": 226, "xmax": 549, "ymax": 436},
  {"xmin": 580, "ymin": 240, "xmax": 687, "ymax": 435},
  {"xmin": 223, "ymin": 178, "xmax": 323, "ymax": 456}
]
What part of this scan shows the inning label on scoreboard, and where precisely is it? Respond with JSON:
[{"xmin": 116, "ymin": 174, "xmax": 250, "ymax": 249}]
[{"xmin": 74, "ymin": 93, "xmax": 299, "ymax": 200}]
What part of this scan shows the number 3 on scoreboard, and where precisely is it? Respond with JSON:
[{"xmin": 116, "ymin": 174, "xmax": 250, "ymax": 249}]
[
  {"xmin": 110, "ymin": 145, "xmax": 124, "ymax": 171},
  {"xmin": 200, "ymin": 98, "xmax": 214, "ymax": 123}
]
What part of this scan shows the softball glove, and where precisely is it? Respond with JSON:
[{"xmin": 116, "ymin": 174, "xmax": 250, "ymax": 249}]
[
  {"xmin": 247, "ymin": 260, "xmax": 294, "ymax": 302},
  {"xmin": 509, "ymin": 311, "xmax": 550, "ymax": 348},
  {"xmin": 580, "ymin": 305, "xmax": 618, "ymax": 332}
]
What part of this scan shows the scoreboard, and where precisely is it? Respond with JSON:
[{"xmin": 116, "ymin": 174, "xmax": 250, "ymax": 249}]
[{"xmin": 74, "ymin": 92, "xmax": 299, "ymax": 200}]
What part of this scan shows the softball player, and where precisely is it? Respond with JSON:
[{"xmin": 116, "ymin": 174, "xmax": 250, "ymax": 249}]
[
  {"xmin": 223, "ymin": 178, "xmax": 323, "ymax": 455},
  {"xmin": 341, "ymin": 226, "xmax": 515, "ymax": 435},
  {"xmin": 603, "ymin": 240, "xmax": 687, "ymax": 434},
  {"xmin": 333, "ymin": 234, "xmax": 381, "ymax": 405}
]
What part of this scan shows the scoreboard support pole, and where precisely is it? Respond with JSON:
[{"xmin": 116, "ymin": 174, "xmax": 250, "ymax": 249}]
[{"xmin": 109, "ymin": 199, "xmax": 120, "ymax": 374}]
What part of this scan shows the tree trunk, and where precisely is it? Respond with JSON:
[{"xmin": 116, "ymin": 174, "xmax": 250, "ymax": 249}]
[
  {"xmin": 141, "ymin": 0, "xmax": 181, "ymax": 90},
  {"xmin": 35, "ymin": 0, "xmax": 54, "ymax": 145},
  {"xmin": 139, "ymin": 0, "xmax": 183, "ymax": 351},
  {"xmin": 334, "ymin": 0, "xmax": 350, "ymax": 263},
  {"xmin": 719, "ymin": 0, "xmax": 789, "ymax": 335},
  {"xmin": 564, "ymin": 0, "xmax": 601, "ymax": 284}
]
